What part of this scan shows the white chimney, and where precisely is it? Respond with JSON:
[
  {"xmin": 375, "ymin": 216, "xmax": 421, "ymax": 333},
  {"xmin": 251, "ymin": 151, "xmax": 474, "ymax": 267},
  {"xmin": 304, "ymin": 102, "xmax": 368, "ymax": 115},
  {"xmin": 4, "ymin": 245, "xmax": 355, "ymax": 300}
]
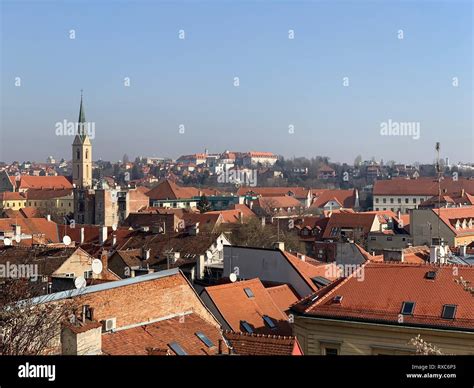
[
  {"xmin": 460, "ymin": 245, "xmax": 467, "ymax": 257},
  {"xmin": 46, "ymin": 214, "xmax": 51, "ymax": 222},
  {"xmin": 80, "ymin": 227, "xmax": 85, "ymax": 244},
  {"xmin": 14, "ymin": 225, "xmax": 21, "ymax": 237},
  {"xmin": 99, "ymin": 226, "xmax": 107, "ymax": 245},
  {"xmin": 273, "ymin": 241, "xmax": 285, "ymax": 251},
  {"xmin": 112, "ymin": 234, "xmax": 117, "ymax": 246}
]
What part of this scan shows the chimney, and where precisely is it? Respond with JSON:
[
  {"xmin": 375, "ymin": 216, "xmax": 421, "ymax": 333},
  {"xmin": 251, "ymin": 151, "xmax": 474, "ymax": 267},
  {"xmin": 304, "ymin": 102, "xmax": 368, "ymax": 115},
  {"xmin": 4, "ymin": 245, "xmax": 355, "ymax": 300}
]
[
  {"xmin": 100, "ymin": 250, "xmax": 108, "ymax": 273},
  {"xmin": 112, "ymin": 234, "xmax": 117, "ymax": 246},
  {"xmin": 461, "ymin": 188, "xmax": 465, "ymax": 198},
  {"xmin": 80, "ymin": 227, "xmax": 85, "ymax": 244},
  {"xmin": 46, "ymin": 214, "xmax": 51, "ymax": 222},
  {"xmin": 460, "ymin": 245, "xmax": 467, "ymax": 257},
  {"xmin": 99, "ymin": 226, "xmax": 107, "ymax": 245},
  {"xmin": 14, "ymin": 224, "xmax": 21, "ymax": 237},
  {"xmin": 238, "ymin": 211, "xmax": 243, "ymax": 224},
  {"xmin": 273, "ymin": 241, "xmax": 285, "ymax": 251},
  {"xmin": 261, "ymin": 217, "xmax": 265, "ymax": 227},
  {"xmin": 397, "ymin": 210, "xmax": 401, "ymax": 221},
  {"xmin": 189, "ymin": 222, "xmax": 199, "ymax": 236},
  {"xmin": 61, "ymin": 321, "xmax": 102, "ymax": 355},
  {"xmin": 196, "ymin": 254, "xmax": 205, "ymax": 280},
  {"xmin": 141, "ymin": 247, "xmax": 151, "ymax": 260}
]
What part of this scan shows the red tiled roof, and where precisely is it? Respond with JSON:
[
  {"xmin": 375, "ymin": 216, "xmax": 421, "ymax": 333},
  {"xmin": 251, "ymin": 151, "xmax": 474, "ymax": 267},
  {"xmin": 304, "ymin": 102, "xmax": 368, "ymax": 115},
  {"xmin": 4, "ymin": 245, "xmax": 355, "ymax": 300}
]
[
  {"xmin": 266, "ymin": 284, "xmax": 300, "ymax": 314},
  {"xmin": 322, "ymin": 212, "xmax": 377, "ymax": 239},
  {"xmin": 237, "ymin": 187, "xmax": 309, "ymax": 199},
  {"xmin": 293, "ymin": 262, "xmax": 474, "ymax": 331},
  {"xmin": 0, "ymin": 192, "xmax": 26, "ymax": 201},
  {"xmin": 283, "ymin": 251, "xmax": 340, "ymax": 292},
  {"xmin": 9, "ymin": 175, "xmax": 72, "ymax": 190},
  {"xmin": 373, "ymin": 178, "xmax": 474, "ymax": 196},
  {"xmin": 311, "ymin": 189, "xmax": 356, "ymax": 209},
  {"xmin": 0, "ymin": 218, "xmax": 59, "ymax": 243},
  {"xmin": 102, "ymin": 313, "xmax": 228, "ymax": 355},
  {"xmin": 254, "ymin": 195, "xmax": 303, "ymax": 210},
  {"xmin": 224, "ymin": 331, "xmax": 302, "ymax": 355},
  {"xmin": 202, "ymin": 278, "xmax": 292, "ymax": 336},
  {"xmin": 25, "ymin": 189, "xmax": 73, "ymax": 200},
  {"xmin": 435, "ymin": 206, "xmax": 474, "ymax": 236}
]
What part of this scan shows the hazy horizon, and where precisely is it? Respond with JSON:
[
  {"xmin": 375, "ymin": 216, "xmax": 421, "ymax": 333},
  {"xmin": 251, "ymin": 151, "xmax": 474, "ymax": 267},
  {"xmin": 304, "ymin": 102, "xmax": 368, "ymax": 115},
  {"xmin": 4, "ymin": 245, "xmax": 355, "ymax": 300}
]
[{"xmin": 1, "ymin": 0, "xmax": 472, "ymax": 165}]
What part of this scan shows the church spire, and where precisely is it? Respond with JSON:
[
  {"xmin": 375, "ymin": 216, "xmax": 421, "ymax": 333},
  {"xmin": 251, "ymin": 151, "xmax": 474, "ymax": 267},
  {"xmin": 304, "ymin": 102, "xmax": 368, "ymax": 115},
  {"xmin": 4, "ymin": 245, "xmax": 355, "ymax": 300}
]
[{"xmin": 77, "ymin": 90, "xmax": 87, "ymax": 141}]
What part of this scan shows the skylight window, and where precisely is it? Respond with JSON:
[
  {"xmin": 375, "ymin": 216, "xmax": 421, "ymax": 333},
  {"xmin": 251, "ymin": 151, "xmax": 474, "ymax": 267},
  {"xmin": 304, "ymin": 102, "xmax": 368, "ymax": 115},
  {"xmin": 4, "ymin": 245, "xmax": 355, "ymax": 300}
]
[
  {"xmin": 262, "ymin": 315, "xmax": 276, "ymax": 329},
  {"xmin": 240, "ymin": 320, "xmax": 254, "ymax": 333},
  {"xmin": 333, "ymin": 295, "xmax": 343, "ymax": 304},
  {"xmin": 441, "ymin": 304, "xmax": 457, "ymax": 320},
  {"xmin": 312, "ymin": 276, "xmax": 331, "ymax": 288},
  {"xmin": 195, "ymin": 332, "xmax": 214, "ymax": 348},
  {"xmin": 425, "ymin": 271, "xmax": 437, "ymax": 280},
  {"xmin": 244, "ymin": 287, "xmax": 254, "ymax": 298},
  {"xmin": 401, "ymin": 301, "xmax": 415, "ymax": 315},
  {"xmin": 168, "ymin": 342, "xmax": 188, "ymax": 355}
]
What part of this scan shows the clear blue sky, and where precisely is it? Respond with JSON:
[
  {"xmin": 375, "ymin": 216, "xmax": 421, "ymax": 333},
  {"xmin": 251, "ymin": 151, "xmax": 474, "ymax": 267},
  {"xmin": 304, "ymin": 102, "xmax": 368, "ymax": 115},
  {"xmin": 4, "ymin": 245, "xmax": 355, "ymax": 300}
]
[{"xmin": 1, "ymin": 0, "xmax": 472, "ymax": 164}]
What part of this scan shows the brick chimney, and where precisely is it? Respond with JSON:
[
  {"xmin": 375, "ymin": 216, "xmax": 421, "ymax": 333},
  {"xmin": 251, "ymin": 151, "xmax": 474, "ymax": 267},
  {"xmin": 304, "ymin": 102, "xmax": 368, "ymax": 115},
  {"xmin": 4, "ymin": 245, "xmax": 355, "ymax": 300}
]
[{"xmin": 100, "ymin": 250, "xmax": 108, "ymax": 273}]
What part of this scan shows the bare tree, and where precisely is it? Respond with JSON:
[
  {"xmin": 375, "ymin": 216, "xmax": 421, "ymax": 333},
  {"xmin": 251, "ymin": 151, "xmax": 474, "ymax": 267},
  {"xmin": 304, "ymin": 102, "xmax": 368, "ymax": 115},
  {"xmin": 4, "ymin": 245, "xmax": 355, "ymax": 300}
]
[
  {"xmin": 0, "ymin": 279, "xmax": 77, "ymax": 355},
  {"xmin": 409, "ymin": 335, "xmax": 443, "ymax": 355}
]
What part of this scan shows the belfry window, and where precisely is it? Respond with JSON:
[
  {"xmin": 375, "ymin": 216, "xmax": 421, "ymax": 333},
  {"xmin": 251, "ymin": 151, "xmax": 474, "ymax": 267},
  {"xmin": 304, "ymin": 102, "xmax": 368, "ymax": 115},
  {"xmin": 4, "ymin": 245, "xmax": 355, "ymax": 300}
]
[{"xmin": 77, "ymin": 149, "xmax": 80, "ymax": 160}]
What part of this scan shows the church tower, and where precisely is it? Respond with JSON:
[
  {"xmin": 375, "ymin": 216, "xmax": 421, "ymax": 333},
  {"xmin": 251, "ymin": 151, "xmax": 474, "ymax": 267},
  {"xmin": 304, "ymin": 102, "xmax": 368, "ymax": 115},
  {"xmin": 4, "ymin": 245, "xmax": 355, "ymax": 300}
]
[{"xmin": 72, "ymin": 93, "xmax": 92, "ymax": 188}]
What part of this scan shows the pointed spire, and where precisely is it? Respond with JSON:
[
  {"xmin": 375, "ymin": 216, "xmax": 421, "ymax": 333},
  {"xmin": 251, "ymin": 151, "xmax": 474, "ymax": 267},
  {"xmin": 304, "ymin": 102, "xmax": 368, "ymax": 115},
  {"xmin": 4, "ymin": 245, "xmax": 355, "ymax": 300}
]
[{"xmin": 78, "ymin": 90, "xmax": 87, "ymax": 141}]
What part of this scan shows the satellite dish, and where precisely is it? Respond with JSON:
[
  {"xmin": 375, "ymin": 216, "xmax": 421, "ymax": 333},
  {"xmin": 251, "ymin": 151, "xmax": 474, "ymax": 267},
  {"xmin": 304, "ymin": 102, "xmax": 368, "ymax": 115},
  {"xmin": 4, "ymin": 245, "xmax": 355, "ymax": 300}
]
[
  {"xmin": 14, "ymin": 235, "xmax": 21, "ymax": 244},
  {"xmin": 112, "ymin": 223, "xmax": 117, "ymax": 231},
  {"xmin": 229, "ymin": 273, "xmax": 237, "ymax": 283},
  {"xmin": 3, "ymin": 238, "xmax": 11, "ymax": 246},
  {"xmin": 91, "ymin": 259, "xmax": 103, "ymax": 275},
  {"xmin": 62, "ymin": 235, "xmax": 72, "ymax": 246},
  {"xmin": 74, "ymin": 276, "xmax": 86, "ymax": 289}
]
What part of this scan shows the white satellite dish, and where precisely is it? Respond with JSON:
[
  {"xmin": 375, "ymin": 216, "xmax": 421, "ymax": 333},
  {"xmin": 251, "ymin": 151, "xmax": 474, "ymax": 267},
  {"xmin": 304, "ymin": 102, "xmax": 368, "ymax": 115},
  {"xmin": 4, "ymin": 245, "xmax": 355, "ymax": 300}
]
[
  {"xmin": 74, "ymin": 276, "xmax": 86, "ymax": 289},
  {"xmin": 112, "ymin": 223, "xmax": 117, "ymax": 231},
  {"xmin": 91, "ymin": 259, "xmax": 103, "ymax": 275},
  {"xmin": 3, "ymin": 238, "xmax": 11, "ymax": 246},
  {"xmin": 14, "ymin": 235, "xmax": 21, "ymax": 244},
  {"xmin": 229, "ymin": 273, "xmax": 237, "ymax": 283},
  {"xmin": 63, "ymin": 235, "xmax": 72, "ymax": 246}
]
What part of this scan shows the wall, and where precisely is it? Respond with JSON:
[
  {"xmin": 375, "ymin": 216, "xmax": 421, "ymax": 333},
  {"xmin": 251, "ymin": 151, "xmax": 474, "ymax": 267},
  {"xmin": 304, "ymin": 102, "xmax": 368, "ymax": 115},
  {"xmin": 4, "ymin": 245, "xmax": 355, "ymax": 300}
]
[
  {"xmin": 222, "ymin": 246, "xmax": 313, "ymax": 297},
  {"xmin": 293, "ymin": 316, "xmax": 474, "ymax": 355}
]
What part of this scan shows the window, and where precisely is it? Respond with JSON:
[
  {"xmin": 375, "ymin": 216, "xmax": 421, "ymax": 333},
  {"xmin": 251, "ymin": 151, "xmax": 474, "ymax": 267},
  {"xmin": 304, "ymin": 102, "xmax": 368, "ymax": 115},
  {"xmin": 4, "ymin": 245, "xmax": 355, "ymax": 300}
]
[
  {"xmin": 240, "ymin": 320, "xmax": 254, "ymax": 333},
  {"xmin": 375, "ymin": 198, "xmax": 379, "ymax": 204},
  {"xmin": 168, "ymin": 342, "xmax": 187, "ymax": 355},
  {"xmin": 386, "ymin": 237, "xmax": 393, "ymax": 241},
  {"xmin": 324, "ymin": 347, "xmax": 339, "ymax": 356},
  {"xmin": 412, "ymin": 198, "xmax": 416, "ymax": 203},
  {"xmin": 401, "ymin": 301, "xmax": 415, "ymax": 315},
  {"xmin": 370, "ymin": 237, "xmax": 376, "ymax": 241},
  {"xmin": 390, "ymin": 198, "xmax": 394, "ymax": 204},
  {"xmin": 76, "ymin": 149, "xmax": 80, "ymax": 160},
  {"xmin": 383, "ymin": 198, "xmax": 386, "ymax": 204},
  {"xmin": 398, "ymin": 198, "xmax": 401, "ymax": 204},
  {"xmin": 195, "ymin": 332, "xmax": 214, "ymax": 348},
  {"xmin": 243, "ymin": 287, "xmax": 254, "ymax": 298},
  {"xmin": 263, "ymin": 315, "xmax": 276, "ymax": 329},
  {"xmin": 441, "ymin": 304, "xmax": 457, "ymax": 320},
  {"xmin": 405, "ymin": 198, "xmax": 409, "ymax": 204},
  {"xmin": 425, "ymin": 271, "xmax": 437, "ymax": 280}
]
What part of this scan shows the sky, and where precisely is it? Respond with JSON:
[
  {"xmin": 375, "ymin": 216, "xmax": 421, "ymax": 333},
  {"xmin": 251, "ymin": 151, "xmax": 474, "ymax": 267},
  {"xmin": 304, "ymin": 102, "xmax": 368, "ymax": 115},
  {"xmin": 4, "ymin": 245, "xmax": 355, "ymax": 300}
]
[{"xmin": 1, "ymin": 0, "xmax": 472, "ymax": 165}]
